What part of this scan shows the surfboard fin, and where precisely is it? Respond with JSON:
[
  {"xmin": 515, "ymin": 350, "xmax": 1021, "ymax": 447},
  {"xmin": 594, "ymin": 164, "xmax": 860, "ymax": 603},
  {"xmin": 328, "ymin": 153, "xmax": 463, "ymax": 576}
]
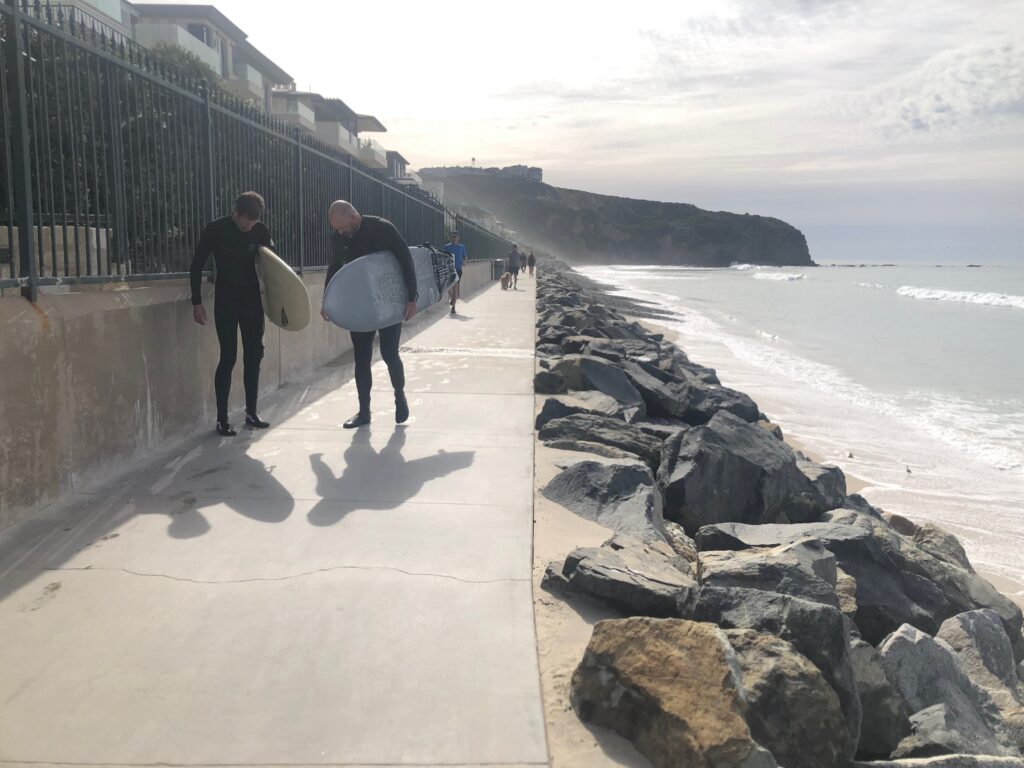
[{"xmin": 280, "ymin": 308, "xmax": 289, "ymax": 328}]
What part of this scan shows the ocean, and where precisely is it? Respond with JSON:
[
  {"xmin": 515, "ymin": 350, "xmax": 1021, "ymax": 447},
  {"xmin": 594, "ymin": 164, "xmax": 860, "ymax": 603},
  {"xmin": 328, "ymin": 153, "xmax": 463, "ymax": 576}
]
[{"xmin": 577, "ymin": 263, "xmax": 1024, "ymax": 593}]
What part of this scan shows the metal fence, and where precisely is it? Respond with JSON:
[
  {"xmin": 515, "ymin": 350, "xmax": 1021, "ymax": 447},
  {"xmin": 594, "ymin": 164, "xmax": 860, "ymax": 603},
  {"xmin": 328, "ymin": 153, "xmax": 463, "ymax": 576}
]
[{"xmin": 0, "ymin": 0, "xmax": 513, "ymax": 300}]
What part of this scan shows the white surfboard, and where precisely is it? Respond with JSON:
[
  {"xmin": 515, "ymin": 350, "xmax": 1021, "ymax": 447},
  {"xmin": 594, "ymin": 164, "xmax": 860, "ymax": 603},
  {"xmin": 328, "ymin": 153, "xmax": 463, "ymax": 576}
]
[
  {"xmin": 322, "ymin": 246, "xmax": 459, "ymax": 332},
  {"xmin": 257, "ymin": 246, "xmax": 311, "ymax": 332}
]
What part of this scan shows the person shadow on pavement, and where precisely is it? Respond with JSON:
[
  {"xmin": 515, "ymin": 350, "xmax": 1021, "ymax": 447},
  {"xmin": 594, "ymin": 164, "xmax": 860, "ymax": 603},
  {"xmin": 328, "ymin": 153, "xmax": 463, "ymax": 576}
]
[
  {"xmin": 164, "ymin": 444, "xmax": 295, "ymax": 539},
  {"xmin": 306, "ymin": 427, "xmax": 475, "ymax": 526}
]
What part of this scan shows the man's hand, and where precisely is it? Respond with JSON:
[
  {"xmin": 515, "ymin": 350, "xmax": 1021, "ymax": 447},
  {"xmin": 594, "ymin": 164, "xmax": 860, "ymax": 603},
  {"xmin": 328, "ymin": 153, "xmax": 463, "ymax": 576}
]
[
  {"xmin": 403, "ymin": 301, "xmax": 417, "ymax": 321},
  {"xmin": 321, "ymin": 307, "xmax": 330, "ymax": 321},
  {"xmin": 193, "ymin": 305, "xmax": 207, "ymax": 325}
]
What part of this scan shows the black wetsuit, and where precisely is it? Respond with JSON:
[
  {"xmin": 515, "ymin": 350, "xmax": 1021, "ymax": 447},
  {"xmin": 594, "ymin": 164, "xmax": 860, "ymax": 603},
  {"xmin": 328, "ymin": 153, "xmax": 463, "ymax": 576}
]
[
  {"xmin": 190, "ymin": 216, "xmax": 273, "ymax": 423},
  {"xmin": 325, "ymin": 216, "xmax": 418, "ymax": 413}
]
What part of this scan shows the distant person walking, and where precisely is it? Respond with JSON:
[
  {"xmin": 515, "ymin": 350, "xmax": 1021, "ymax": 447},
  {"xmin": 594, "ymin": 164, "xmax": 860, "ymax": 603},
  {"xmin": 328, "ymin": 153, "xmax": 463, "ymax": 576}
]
[
  {"xmin": 527, "ymin": 251, "xmax": 536, "ymax": 277},
  {"xmin": 507, "ymin": 244, "xmax": 522, "ymax": 290},
  {"xmin": 321, "ymin": 200, "xmax": 417, "ymax": 429},
  {"xmin": 190, "ymin": 191, "xmax": 273, "ymax": 437},
  {"xmin": 443, "ymin": 230, "xmax": 467, "ymax": 315}
]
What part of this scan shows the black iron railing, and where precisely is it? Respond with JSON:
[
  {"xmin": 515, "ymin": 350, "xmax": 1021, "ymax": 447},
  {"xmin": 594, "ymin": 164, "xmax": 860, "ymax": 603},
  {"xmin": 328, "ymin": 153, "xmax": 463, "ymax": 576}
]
[{"xmin": 0, "ymin": 0, "xmax": 511, "ymax": 300}]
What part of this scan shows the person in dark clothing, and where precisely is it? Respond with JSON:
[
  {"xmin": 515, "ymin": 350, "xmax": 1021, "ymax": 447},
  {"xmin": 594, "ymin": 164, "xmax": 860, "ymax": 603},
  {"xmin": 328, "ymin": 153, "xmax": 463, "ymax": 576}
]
[
  {"xmin": 190, "ymin": 191, "xmax": 273, "ymax": 437},
  {"xmin": 527, "ymin": 251, "xmax": 536, "ymax": 277},
  {"xmin": 506, "ymin": 244, "xmax": 522, "ymax": 289},
  {"xmin": 322, "ymin": 200, "xmax": 418, "ymax": 429}
]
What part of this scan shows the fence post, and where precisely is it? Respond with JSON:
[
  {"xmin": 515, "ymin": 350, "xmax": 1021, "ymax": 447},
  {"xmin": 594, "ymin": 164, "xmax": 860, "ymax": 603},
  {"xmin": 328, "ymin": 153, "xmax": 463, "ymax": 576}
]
[
  {"xmin": 106, "ymin": 63, "xmax": 129, "ymax": 275},
  {"xmin": 294, "ymin": 135, "xmax": 304, "ymax": 274},
  {"xmin": 200, "ymin": 79, "xmax": 215, "ymax": 284},
  {"xmin": 5, "ymin": 0, "xmax": 38, "ymax": 302}
]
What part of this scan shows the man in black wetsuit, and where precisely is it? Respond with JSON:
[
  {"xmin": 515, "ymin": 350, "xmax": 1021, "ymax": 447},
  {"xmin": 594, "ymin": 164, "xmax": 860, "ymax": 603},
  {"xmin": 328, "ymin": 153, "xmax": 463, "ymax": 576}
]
[
  {"xmin": 322, "ymin": 200, "xmax": 417, "ymax": 429},
  {"xmin": 190, "ymin": 191, "xmax": 273, "ymax": 437}
]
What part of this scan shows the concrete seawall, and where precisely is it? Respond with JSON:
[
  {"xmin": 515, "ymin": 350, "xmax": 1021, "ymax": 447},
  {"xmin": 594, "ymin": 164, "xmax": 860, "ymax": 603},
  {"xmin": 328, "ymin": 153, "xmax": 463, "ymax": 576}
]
[{"xmin": 0, "ymin": 259, "xmax": 494, "ymax": 531}]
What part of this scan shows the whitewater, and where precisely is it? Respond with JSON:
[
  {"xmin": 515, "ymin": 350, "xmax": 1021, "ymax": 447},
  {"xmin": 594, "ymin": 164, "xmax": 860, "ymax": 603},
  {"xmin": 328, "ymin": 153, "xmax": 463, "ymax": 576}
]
[{"xmin": 578, "ymin": 263, "xmax": 1024, "ymax": 592}]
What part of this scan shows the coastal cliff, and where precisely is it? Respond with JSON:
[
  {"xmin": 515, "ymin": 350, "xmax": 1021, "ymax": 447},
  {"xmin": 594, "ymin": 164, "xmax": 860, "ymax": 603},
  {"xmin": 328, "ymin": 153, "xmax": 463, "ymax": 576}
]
[{"xmin": 423, "ymin": 172, "xmax": 815, "ymax": 267}]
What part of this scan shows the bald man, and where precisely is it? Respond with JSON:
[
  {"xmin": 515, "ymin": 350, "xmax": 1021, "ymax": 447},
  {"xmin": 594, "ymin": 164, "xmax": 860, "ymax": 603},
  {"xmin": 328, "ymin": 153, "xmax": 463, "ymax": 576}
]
[{"xmin": 323, "ymin": 201, "xmax": 418, "ymax": 428}]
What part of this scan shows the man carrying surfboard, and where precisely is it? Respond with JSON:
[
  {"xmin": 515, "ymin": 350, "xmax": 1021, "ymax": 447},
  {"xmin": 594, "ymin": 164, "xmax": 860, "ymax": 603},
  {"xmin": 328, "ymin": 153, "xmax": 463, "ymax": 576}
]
[
  {"xmin": 190, "ymin": 191, "xmax": 273, "ymax": 437},
  {"xmin": 443, "ymin": 230, "xmax": 467, "ymax": 315},
  {"xmin": 322, "ymin": 200, "xmax": 417, "ymax": 429}
]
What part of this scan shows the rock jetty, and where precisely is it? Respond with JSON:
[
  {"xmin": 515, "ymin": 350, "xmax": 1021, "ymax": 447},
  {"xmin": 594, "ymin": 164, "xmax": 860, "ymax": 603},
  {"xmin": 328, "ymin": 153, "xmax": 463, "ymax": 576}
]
[{"xmin": 535, "ymin": 260, "xmax": 1024, "ymax": 768}]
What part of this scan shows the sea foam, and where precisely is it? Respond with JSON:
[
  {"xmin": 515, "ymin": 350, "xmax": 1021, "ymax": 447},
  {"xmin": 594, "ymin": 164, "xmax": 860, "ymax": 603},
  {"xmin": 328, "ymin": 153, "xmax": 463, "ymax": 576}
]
[
  {"xmin": 753, "ymin": 272, "xmax": 807, "ymax": 281},
  {"xmin": 897, "ymin": 286, "xmax": 1024, "ymax": 310}
]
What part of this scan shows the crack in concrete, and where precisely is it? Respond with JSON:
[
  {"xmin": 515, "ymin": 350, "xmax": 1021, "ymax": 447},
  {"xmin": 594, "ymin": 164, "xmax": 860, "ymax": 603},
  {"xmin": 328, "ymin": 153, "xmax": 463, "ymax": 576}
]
[{"xmin": 46, "ymin": 564, "xmax": 530, "ymax": 586}]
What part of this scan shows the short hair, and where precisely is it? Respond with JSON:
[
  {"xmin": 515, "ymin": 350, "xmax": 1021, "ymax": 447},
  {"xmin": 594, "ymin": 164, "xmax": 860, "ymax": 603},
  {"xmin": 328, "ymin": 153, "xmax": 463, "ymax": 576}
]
[{"xmin": 235, "ymin": 191, "xmax": 265, "ymax": 220}]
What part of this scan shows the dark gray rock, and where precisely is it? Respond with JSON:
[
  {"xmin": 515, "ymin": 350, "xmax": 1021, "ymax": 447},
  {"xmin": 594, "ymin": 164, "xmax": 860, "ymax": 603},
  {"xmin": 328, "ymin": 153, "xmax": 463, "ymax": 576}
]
[
  {"xmin": 634, "ymin": 418, "xmax": 689, "ymax": 440},
  {"xmin": 543, "ymin": 535, "xmax": 696, "ymax": 617},
  {"xmin": 658, "ymin": 412, "xmax": 832, "ymax": 535},
  {"xmin": 534, "ymin": 369, "xmax": 567, "ymax": 394},
  {"xmin": 535, "ymin": 390, "xmax": 641, "ymax": 430},
  {"xmin": 542, "ymin": 460, "xmax": 665, "ymax": 541},
  {"xmin": 880, "ymin": 625, "xmax": 1013, "ymax": 757},
  {"xmin": 829, "ymin": 501, "xmax": 1024, "ymax": 662},
  {"xmin": 726, "ymin": 628, "xmax": 854, "ymax": 768},
  {"xmin": 621, "ymin": 361, "xmax": 689, "ymax": 420},
  {"xmin": 799, "ymin": 458, "xmax": 848, "ymax": 511},
  {"xmin": 698, "ymin": 538, "xmax": 840, "ymax": 608},
  {"xmin": 695, "ymin": 521, "xmax": 876, "ymax": 554},
  {"xmin": 551, "ymin": 355, "xmax": 646, "ymax": 421},
  {"xmin": 894, "ymin": 703, "xmax": 1014, "ymax": 760},
  {"xmin": 757, "ymin": 419, "xmax": 785, "ymax": 440},
  {"xmin": 849, "ymin": 635, "xmax": 912, "ymax": 759},
  {"xmin": 938, "ymin": 610, "xmax": 1021, "ymax": 706},
  {"xmin": 676, "ymin": 585, "xmax": 862, "ymax": 756},
  {"xmin": 938, "ymin": 610, "xmax": 1024, "ymax": 751},
  {"xmin": 536, "ymin": 343, "xmax": 563, "ymax": 359},
  {"xmin": 539, "ymin": 414, "xmax": 662, "ymax": 470},
  {"xmin": 682, "ymin": 383, "xmax": 761, "ymax": 425}
]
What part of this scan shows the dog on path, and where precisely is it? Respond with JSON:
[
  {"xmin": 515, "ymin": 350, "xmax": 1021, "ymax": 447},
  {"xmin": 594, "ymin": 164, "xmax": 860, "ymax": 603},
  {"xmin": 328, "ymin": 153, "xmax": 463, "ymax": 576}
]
[{"xmin": 500, "ymin": 272, "xmax": 513, "ymax": 290}]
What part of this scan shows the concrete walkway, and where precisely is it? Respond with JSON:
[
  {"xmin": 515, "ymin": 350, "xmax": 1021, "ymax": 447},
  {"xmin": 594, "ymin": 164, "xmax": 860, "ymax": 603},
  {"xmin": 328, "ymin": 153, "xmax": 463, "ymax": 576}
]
[{"xmin": 0, "ymin": 280, "xmax": 547, "ymax": 767}]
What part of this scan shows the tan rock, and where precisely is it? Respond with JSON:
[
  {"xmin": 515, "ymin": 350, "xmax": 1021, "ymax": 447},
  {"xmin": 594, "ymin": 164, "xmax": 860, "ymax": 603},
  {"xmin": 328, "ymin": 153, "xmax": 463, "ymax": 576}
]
[{"xmin": 571, "ymin": 617, "xmax": 777, "ymax": 768}]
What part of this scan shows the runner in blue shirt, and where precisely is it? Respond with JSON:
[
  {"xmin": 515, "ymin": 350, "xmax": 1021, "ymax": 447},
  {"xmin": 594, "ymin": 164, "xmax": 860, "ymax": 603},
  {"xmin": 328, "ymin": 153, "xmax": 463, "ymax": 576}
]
[{"xmin": 443, "ymin": 231, "xmax": 468, "ymax": 315}]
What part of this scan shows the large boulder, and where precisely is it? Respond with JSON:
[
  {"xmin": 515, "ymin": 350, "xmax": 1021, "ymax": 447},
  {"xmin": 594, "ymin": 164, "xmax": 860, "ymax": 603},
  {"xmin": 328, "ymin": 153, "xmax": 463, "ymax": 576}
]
[
  {"xmin": 726, "ymin": 628, "xmax": 854, "ymax": 768},
  {"xmin": 541, "ymin": 460, "xmax": 665, "ymax": 541},
  {"xmin": 880, "ymin": 625, "xmax": 1015, "ymax": 757},
  {"xmin": 535, "ymin": 390, "xmax": 642, "ymax": 429},
  {"xmin": 571, "ymin": 618, "xmax": 777, "ymax": 768},
  {"xmin": 849, "ymin": 635, "xmax": 913, "ymax": 758},
  {"xmin": 676, "ymin": 585, "xmax": 862, "ymax": 756},
  {"xmin": 538, "ymin": 413, "xmax": 663, "ymax": 469},
  {"xmin": 534, "ymin": 369, "xmax": 567, "ymax": 394},
  {"xmin": 798, "ymin": 457, "xmax": 848, "ymax": 511},
  {"xmin": 551, "ymin": 355, "xmax": 646, "ymax": 421},
  {"xmin": 938, "ymin": 611, "xmax": 1024, "ymax": 751},
  {"xmin": 658, "ymin": 412, "xmax": 833, "ymax": 534},
  {"xmin": 543, "ymin": 535, "xmax": 696, "ymax": 617},
  {"xmin": 621, "ymin": 360, "xmax": 689, "ymax": 420},
  {"xmin": 829, "ymin": 502, "xmax": 1024, "ymax": 662},
  {"xmin": 938, "ymin": 610, "xmax": 1021, "ymax": 709},
  {"xmin": 682, "ymin": 384, "xmax": 762, "ymax": 425},
  {"xmin": 699, "ymin": 538, "xmax": 840, "ymax": 608},
  {"xmin": 895, "ymin": 703, "xmax": 1015, "ymax": 760}
]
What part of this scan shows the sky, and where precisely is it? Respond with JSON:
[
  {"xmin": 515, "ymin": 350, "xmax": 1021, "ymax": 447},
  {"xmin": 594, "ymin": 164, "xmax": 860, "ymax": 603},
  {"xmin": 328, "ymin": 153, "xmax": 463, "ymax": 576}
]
[{"xmin": 179, "ymin": 0, "xmax": 1022, "ymax": 264}]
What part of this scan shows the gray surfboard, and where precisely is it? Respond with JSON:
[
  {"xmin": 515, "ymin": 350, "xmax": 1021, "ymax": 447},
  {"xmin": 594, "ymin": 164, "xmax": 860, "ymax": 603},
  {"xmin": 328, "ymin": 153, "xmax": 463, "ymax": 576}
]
[{"xmin": 323, "ymin": 246, "xmax": 459, "ymax": 332}]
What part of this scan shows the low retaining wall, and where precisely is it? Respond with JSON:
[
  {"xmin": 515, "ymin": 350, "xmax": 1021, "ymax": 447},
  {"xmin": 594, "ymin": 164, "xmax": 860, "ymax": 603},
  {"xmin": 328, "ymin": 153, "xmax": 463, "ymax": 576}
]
[{"xmin": 0, "ymin": 259, "xmax": 493, "ymax": 531}]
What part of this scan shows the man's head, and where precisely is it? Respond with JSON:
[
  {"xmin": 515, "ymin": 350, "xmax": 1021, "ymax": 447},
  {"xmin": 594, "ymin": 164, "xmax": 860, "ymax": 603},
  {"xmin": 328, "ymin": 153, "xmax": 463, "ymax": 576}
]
[
  {"xmin": 232, "ymin": 191, "xmax": 265, "ymax": 232},
  {"xmin": 329, "ymin": 200, "xmax": 362, "ymax": 237},
  {"xmin": 449, "ymin": 231, "xmax": 460, "ymax": 243},
  {"xmin": 512, "ymin": 244, "xmax": 519, "ymax": 252}
]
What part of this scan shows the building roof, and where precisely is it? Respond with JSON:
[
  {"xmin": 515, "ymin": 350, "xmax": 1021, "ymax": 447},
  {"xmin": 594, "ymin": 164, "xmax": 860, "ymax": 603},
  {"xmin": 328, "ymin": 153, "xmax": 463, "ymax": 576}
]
[
  {"xmin": 386, "ymin": 150, "xmax": 410, "ymax": 165},
  {"xmin": 356, "ymin": 114, "xmax": 387, "ymax": 133},
  {"xmin": 311, "ymin": 96, "xmax": 358, "ymax": 124},
  {"xmin": 133, "ymin": 3, "xmax": 292, "ymax": 83}
]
